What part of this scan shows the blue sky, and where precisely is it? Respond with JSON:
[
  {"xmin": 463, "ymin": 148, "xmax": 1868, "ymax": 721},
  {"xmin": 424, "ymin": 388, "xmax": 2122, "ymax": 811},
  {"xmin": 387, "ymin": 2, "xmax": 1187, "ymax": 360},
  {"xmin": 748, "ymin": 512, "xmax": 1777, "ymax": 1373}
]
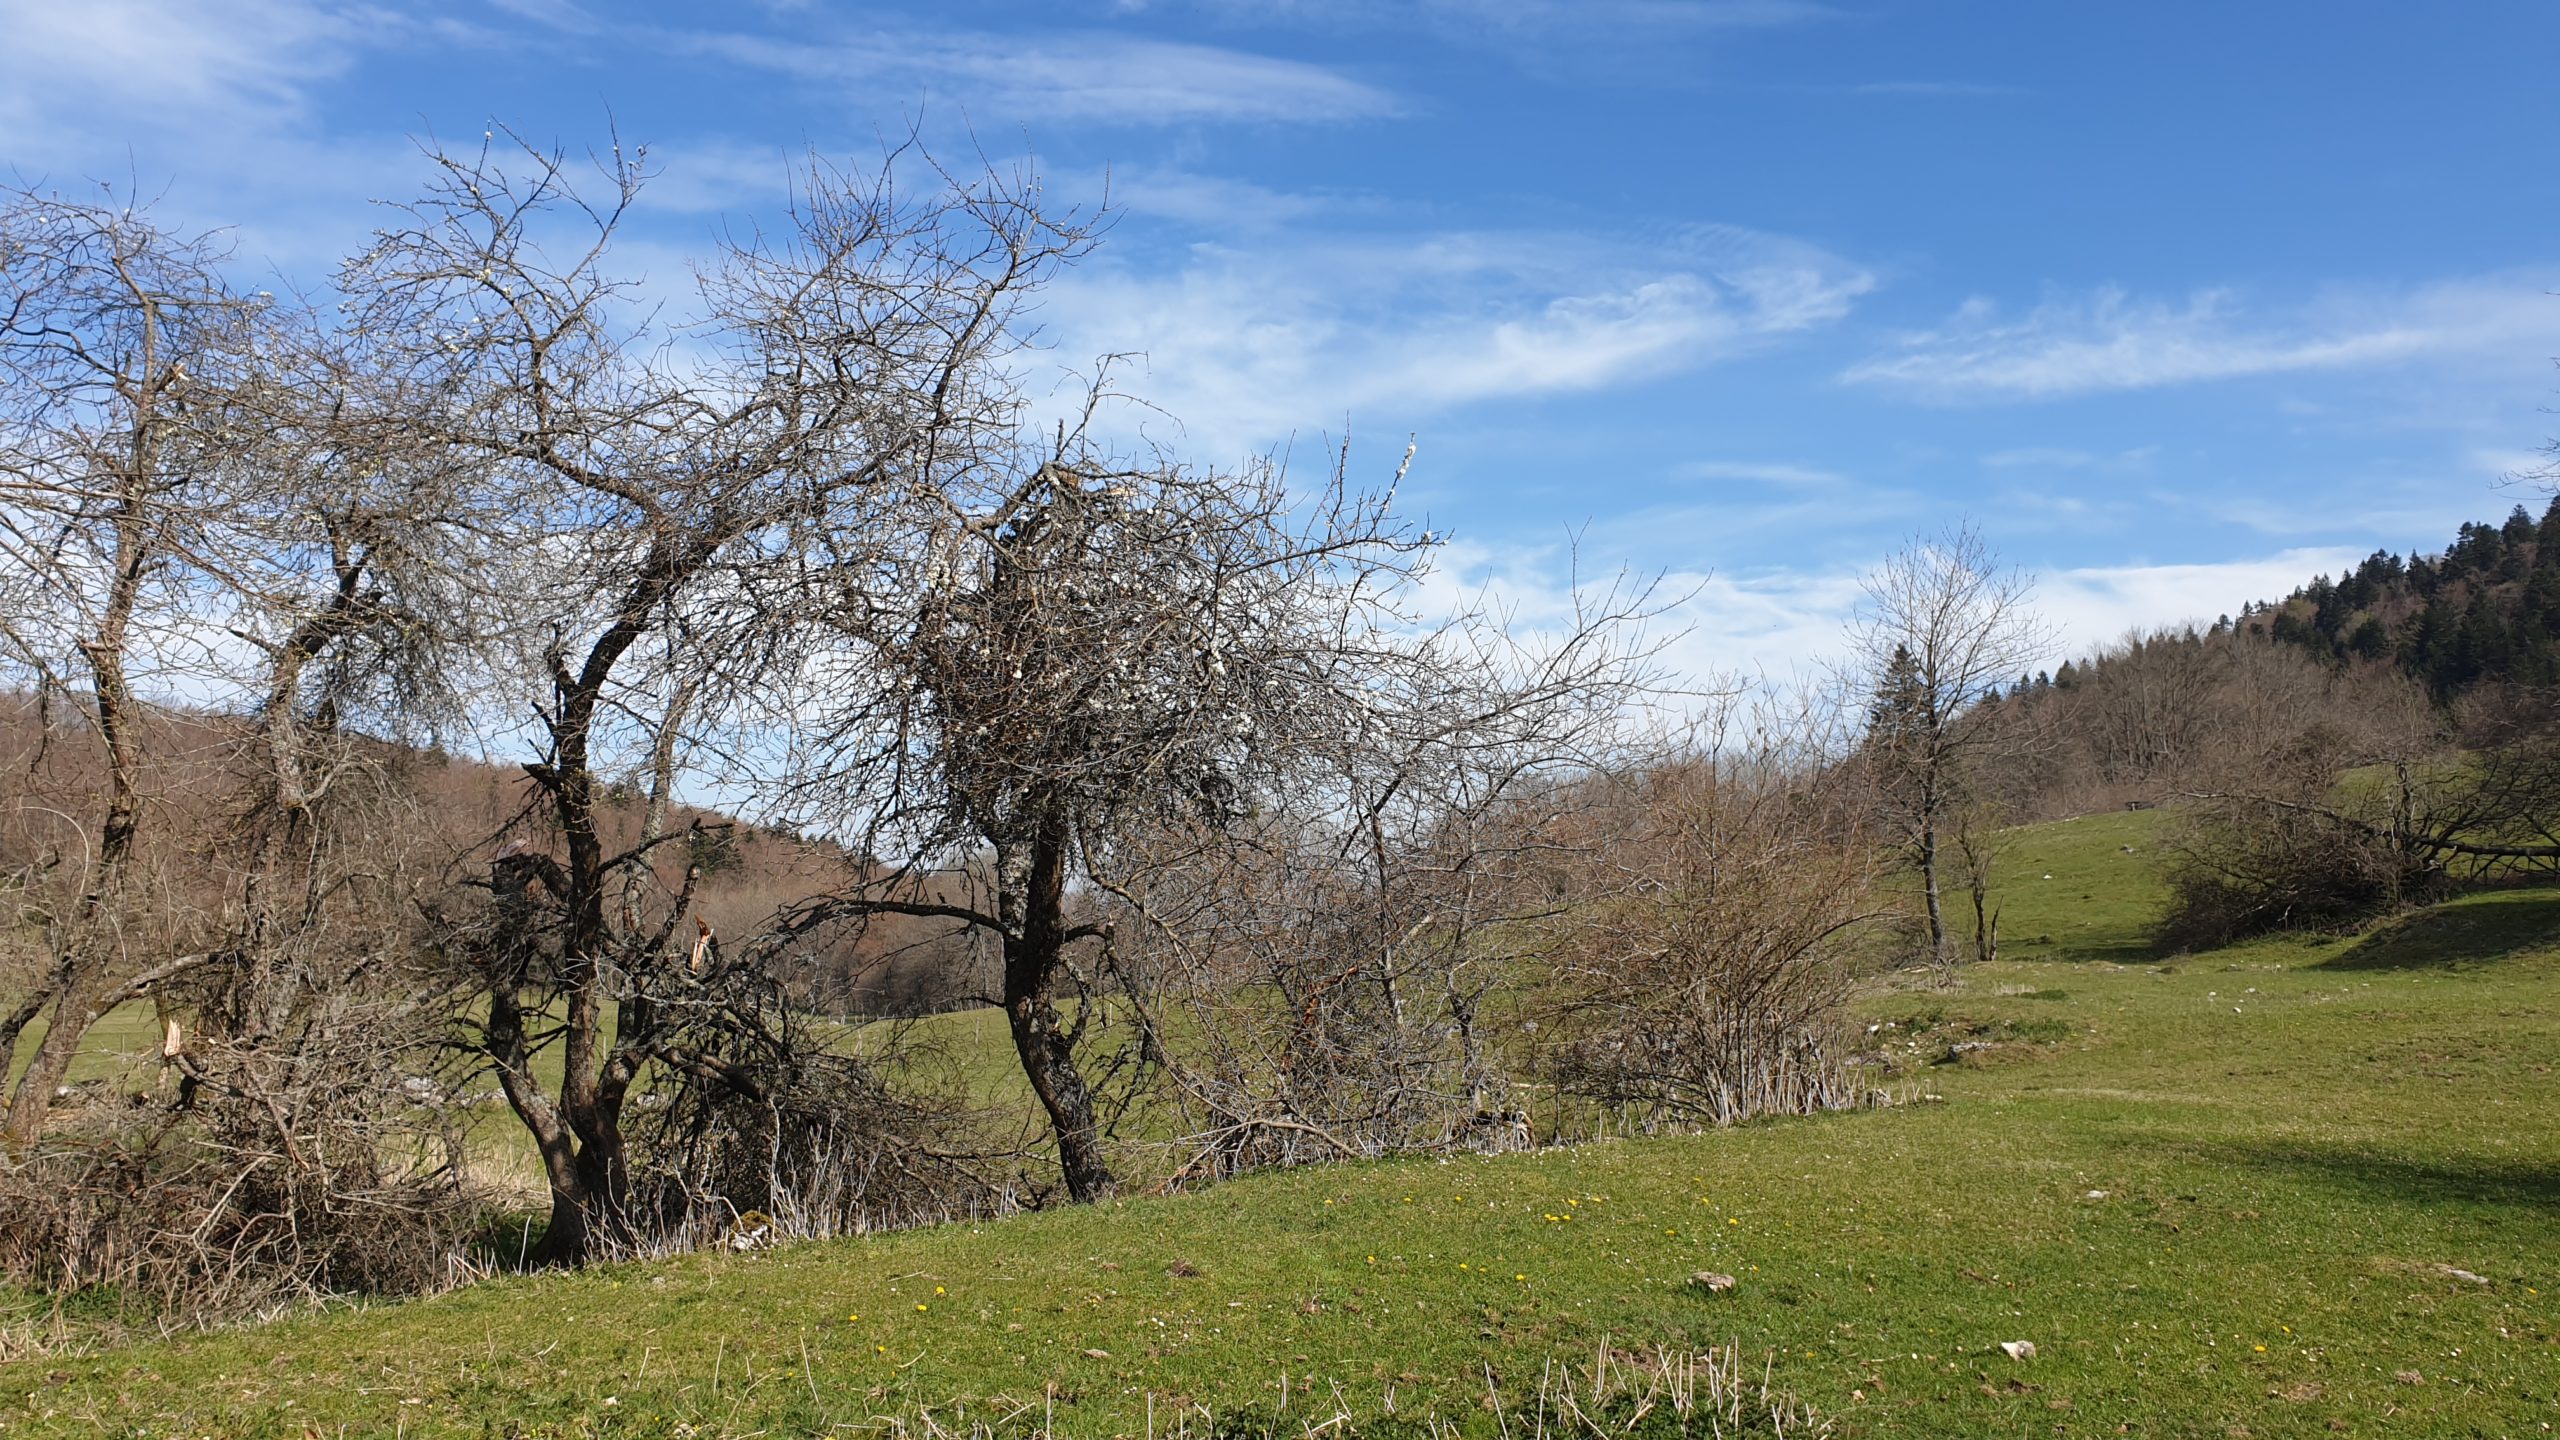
[{"xmin": 6, "ymin": 0, "xmax": 2556, "ymax": 678}]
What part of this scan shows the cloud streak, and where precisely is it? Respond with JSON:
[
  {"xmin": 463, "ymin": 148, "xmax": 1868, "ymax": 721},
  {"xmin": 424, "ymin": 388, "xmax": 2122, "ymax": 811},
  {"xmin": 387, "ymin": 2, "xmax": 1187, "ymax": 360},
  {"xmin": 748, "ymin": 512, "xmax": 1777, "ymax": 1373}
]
[
  {"xmin": 1676, "ymin": 460, "xmax": 1845, "ymax": 486},
  {"xmin": 0, "ymin": 0, "xmax": 365, "ymax": 133},
  {"xmin": 1038, "ymin": 225, "xmax": 1874, "ymax": 458},
  {"xmin": 1845, "ymin": 275, "xmax": 2560, "ymax": 401},
  {"xmin": 1109, "ymin": 0, "xmax": 1837, "ymax": 38},
  {"xmin": 680, "ymin": 26, "xmax": 1396, "ymax": 126}
]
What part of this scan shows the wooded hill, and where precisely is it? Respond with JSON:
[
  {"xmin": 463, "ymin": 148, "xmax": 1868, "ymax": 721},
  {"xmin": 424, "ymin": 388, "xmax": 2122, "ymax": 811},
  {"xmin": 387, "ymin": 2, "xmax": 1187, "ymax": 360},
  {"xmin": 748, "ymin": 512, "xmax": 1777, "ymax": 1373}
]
[{"xmin": 2240, "ymin": 496, "xmax": 2560, "ymax": 696}]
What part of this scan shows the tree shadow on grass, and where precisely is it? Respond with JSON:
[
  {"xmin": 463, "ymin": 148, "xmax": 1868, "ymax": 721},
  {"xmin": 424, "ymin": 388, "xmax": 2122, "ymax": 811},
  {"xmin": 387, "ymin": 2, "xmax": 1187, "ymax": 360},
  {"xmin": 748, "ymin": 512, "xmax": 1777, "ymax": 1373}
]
[
  {"xmin": 2322, "ymin": 890, "xmax": 2560, "ymax": 972},
  {"xmin": 2183, "ymin": 1137, "xmax": 2560, "ymax": 1214},
  {"xmin": 2051, "ymin": 936, "xmax": 2163, "ymax": 966}
]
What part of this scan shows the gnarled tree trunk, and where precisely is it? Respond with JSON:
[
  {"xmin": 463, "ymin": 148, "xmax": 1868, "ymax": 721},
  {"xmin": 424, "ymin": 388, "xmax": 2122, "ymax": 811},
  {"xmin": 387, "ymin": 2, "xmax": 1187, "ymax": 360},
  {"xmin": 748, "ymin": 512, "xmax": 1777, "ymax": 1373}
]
[{"xmin": 999, "ymin": 817, "xmax": 1116, "ymax": 1204}]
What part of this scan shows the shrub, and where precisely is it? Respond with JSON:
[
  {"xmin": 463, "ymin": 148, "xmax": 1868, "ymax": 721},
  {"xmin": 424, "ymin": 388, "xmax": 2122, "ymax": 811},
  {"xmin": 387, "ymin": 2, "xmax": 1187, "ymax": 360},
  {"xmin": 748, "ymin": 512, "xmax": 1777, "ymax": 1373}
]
[
  {"xmin": 2156, "ymin": 802, "xmax": 2437, "ymax": 951},
  {"xmin": 0, "ymin": 1098, "xmax": 490, "ymax": 1326}
]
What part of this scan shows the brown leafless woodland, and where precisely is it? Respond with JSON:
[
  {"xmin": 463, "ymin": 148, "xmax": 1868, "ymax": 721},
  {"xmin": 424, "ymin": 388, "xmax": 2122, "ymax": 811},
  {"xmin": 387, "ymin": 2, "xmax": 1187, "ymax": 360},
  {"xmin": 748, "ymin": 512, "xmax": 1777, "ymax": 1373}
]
[{"xmin": 0, "ymin": 129, "xmax": 2013, "ymax": 1320}]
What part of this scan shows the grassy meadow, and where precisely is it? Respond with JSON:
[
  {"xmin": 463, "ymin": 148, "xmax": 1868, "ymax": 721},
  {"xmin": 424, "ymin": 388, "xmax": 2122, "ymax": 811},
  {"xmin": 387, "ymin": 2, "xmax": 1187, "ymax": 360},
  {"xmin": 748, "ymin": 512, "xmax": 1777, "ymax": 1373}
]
[{"xmin": 2, "ymin": 809, "xmax": 2555, "ymax": 1437}]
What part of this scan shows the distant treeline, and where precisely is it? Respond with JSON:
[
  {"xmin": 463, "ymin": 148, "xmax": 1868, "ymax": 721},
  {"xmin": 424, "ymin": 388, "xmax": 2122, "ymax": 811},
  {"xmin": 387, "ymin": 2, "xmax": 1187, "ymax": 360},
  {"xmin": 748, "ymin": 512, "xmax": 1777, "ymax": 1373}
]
[
  {"xmin": 2239, "ymin": 497, "xmax": 2560, "ymax": 697},
  {"xmin": 1966, "ymin": 496, "xmax": 2560, "ymax": 829},
  {"xmin": 1990, "ymin": 496, "xmax": 2560, "ymax": 713}
]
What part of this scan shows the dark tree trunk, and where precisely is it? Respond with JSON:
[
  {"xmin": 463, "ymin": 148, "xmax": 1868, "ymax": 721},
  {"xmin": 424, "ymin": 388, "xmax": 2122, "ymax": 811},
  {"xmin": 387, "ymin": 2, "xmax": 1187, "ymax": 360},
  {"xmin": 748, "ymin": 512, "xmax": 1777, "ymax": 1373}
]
[
  {"xmin": 1001, "ymin": 819, "xmax": 1116, "ymax": 1203},
  {"xmin": 1917, "ymin": 778, "xmax": 1946, "ymax": 967},
  {"xmin": 486, "ymin": 844, "xmax": 631, "ymax": 1266}
]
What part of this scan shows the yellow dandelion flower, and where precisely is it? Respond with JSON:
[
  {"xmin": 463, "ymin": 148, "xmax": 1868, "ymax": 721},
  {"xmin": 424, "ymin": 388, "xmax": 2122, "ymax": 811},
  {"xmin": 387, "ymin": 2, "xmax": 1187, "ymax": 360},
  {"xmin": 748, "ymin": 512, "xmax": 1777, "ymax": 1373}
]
[
  {"xmin": 935, "ymin": 1286, "xmax": 946, "ymax": 1295},
  {"xmin": 916, "ymin": 1303, "xmax": 929, "ymax": 1312},
  {"xmin": 1513, "ymin": 1273, "xmax": 1525, "ymax": 1282},
  {"xmin": 849, "ymin": 1313, "xmax": 861, "ymax": 1321}
]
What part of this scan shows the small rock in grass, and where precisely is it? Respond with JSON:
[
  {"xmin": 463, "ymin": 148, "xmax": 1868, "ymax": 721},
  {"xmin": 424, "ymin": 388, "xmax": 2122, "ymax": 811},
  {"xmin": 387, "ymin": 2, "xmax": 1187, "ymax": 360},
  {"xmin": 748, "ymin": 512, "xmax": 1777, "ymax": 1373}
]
[
  {"xmin": 2434, "ymin": 1264, "xmax": 2489, "ymax": 1286},
  {"xmin": 2394, "ymin": 1369, "xmax": 2424, "ymax": 1385},
  {"xmin": 1999, "ymin": 1341, "xmax": 2037, "ymax": 1361},
  {"xmin": 1690, "ymin": 1272, "xmax": 1737, "ymax": 1293},
  {"xmin": 2083, "ymin": 1190, "xmax": 2109, "ymax": 1200},
  {"xmin": 1083, "ymin": 1348, "xmax": 1111, "ymax": 1359}
]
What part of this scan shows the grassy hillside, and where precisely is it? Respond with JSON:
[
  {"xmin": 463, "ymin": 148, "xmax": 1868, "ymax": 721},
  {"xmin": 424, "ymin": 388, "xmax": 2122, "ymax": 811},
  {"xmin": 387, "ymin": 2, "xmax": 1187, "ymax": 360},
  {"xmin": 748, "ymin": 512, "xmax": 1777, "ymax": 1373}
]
[{"xmin": 3, "ymin": 812, "xmax": 2555, "ymax": 1438}]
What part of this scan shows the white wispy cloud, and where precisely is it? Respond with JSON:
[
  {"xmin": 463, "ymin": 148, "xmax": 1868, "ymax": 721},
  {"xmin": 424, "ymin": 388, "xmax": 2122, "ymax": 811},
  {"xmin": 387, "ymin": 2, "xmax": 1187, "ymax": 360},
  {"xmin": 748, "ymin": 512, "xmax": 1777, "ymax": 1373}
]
[
  {"xmin": 0, "ymin": 0, "xmax": 513, "ymax": 266},
  {"xmin": 0, "ymin": 0, "xmax": 366, "ymax": 134},
  {"xmin": 1980, "ymin": 445, "xmax": 2158, "ymax": 471},
  {"xmin": 2471, "ymin": 447, "xmax": 2554, "ymax": 486},
  {"xmin": 1108, "ymin": 0, "xmax": 1835, "ymax": 34},
  {"xmin": 1676, "ymin": 460, "xmax": 1845, "ymax": 486},
  {"xmin": 1096, "ymin": 0, "xmax": 1838, "ymax": 85},
  {"xmin": 2036, "ymin": 549, "xmax": 2367, "ymax": 650},
  {"xmin": 679, "ymin": 27, "xmax": 1396, "ymax": 126},
  {"xmin": 1042, "ymin": 225, "xmax": 1873, "ymax": 459},
  {"xmin": 1079, "ymin": 166, "xmax": 1370, "ymax": 231},
  {"xmin": 1845, "ymin": 274, "xmax": 2560, "ymax": 402},
  {"xmin": 486, "ymin": 0, "xmax": 603, "ymax": 34},
  {"xmin": 1419, "ymin": 538, "xmax": 2381, "ymax": 693},
  {"xmin": 2199, "ymin": 478, "xmax": 2515, "ymax": 547}
]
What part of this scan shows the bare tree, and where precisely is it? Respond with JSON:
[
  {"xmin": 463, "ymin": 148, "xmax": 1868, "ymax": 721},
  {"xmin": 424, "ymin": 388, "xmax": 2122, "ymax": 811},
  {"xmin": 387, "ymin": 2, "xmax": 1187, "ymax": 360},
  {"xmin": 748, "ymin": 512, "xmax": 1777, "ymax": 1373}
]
[
  {"xmin": 0, "ymin": 188, "xmax": 270, "ymax": 1146},
  {"xmin": 0, "ymin": 191, "xmax": 520, "ymax": 1321},
  {"xmin": 1852, "ymin": 526, "xmax": 2050, "ymax": 968},
  {"xmin": 787, "ymin": 404, "xmax": 1671, "ymax": 1200},
  {"xmin": 347, "ymin": 131, "xmax": 1091, "ymax": 1260},
  {"xmin": 790, "ymin": 446, "xmax": 1439, "ymax": 1201}
]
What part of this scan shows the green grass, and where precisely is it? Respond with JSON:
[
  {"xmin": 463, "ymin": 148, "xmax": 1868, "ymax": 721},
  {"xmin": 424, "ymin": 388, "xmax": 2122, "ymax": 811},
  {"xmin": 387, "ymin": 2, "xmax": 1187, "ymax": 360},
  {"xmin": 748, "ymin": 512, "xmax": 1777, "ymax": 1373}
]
[
  {"xmin": 4, "ymin": 815, "xmax": 2556, "ymax": 1437},
  {"xmin": 4, "ymin": 1003, "xmax": 164, "ymax": 1089},
  {"xmin": 1983, "ymin": 808, "xmax": 2171, "ymax": 964}
]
